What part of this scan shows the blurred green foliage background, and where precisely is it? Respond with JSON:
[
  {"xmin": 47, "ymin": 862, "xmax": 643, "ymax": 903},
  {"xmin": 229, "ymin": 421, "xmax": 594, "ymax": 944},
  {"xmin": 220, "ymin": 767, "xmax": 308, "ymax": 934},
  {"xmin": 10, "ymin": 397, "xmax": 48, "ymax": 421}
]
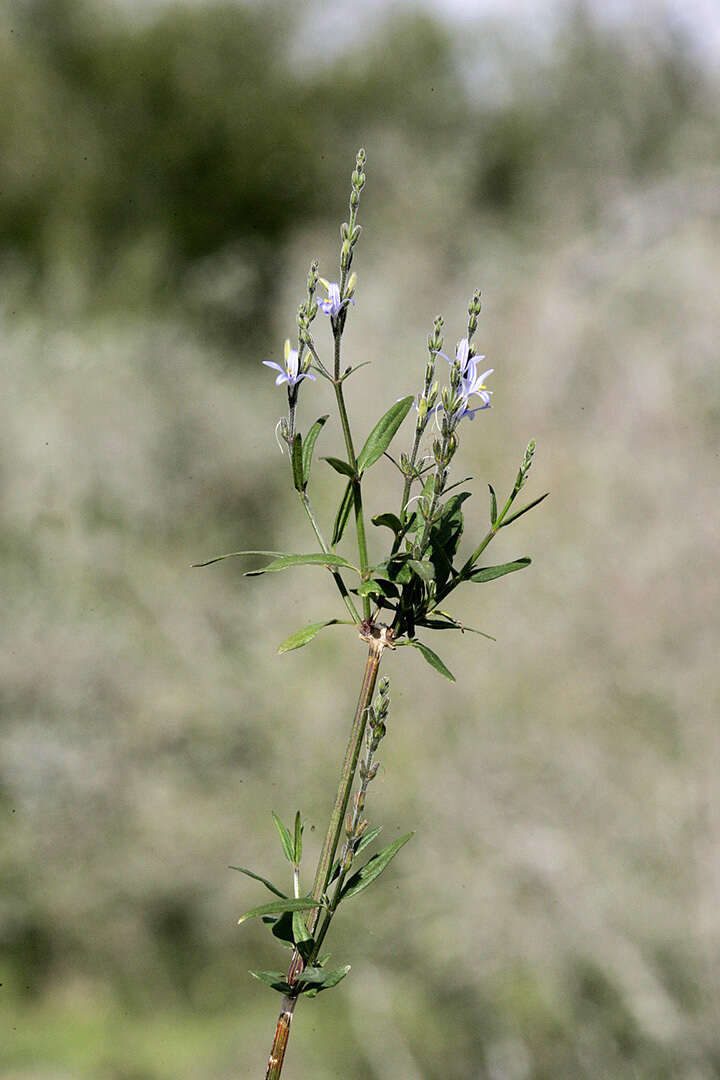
[{"xmin": 2, "ymin": 1, "xmax": 719, "ymax": 1077}]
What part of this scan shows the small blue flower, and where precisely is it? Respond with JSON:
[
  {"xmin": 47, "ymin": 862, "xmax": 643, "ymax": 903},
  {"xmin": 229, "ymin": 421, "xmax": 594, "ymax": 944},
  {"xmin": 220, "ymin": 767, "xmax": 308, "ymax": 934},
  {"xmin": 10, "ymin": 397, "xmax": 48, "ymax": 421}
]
[
  {"xmin": 460, "ymin": 357, "xmax": 493, "ymax": 410},
  {"xmin": 318, "ymin": 277, "xmax": 354, "ymax": 319},
  {"xmin": 262, "ymin": 340, "xmax": 316, "ymax": 388},
  {"xmin": 445, "ymin": 337, "xmax": 486, "ymax": 378}
]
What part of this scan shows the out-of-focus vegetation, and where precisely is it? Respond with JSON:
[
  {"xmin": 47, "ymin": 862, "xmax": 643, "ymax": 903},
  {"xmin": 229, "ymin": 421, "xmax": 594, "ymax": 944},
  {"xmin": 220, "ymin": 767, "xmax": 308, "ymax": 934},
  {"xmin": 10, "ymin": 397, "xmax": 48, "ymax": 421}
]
[{"xmin": 2, "ymin": 2, "xmax": 719, "ymax": 1078}]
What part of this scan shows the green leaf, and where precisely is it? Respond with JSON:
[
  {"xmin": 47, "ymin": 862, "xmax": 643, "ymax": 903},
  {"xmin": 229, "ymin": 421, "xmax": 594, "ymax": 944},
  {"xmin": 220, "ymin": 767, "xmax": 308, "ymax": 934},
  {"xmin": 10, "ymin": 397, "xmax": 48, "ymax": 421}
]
[
  {"xmin": 332, "ymin": 480, "xmax": 354, "ymax": 546},
  {"xmin": 272, "ymin": 812, "xmax": 295, "ymax": 863},
  {"xmin": 356, "ymin": 397, "xmax": 414, "ymax": 473},
  {"xmin": 238, "ymin": 896, "xmax": 322, "ymax": 925},
  {"xmin": 292, "ymin": 909, "xmax": 312, "ymax": 946},
  {"xmin": 277, "ymin": 619, "xmax": 345, "ymax": 654},
  {"xmin": 407, "ymin": 558, "xmax": 434, "ymax": 583},
  {"xmin": 291, "ymin": 433, "xmax": 304, "ymax": 492},
  {"xmin": 327, "ymin": 825, "xmax": 385, "ymax": 888},
  {"xmin": 246, "ymin": 552, "xmax": 359, "ymax": 576},
  {"xmin": 296, "ymin": 964, "xmax": 351, "ymax": 994},
  {"xmin": 302, "ymin": 415, "xmax": 329, "ymax": 486},
  {"xmin": 428, "ymin": 492, "xmax": 471, "ymax": 589},
  {"xmin": 294, "ymin": 811, "xmax": 303, "ymax": 864},
  {"xmin": 322, "ymin": 456, "xmax": 357, "ymax": 479},
  {"xmin": 403, "ymin": 639, "xmax": 455, "ymax": 681},
  {"xmin": 269, "ymin": 910, "xmax": 295, "ymax": 945},
  {"xmin": 355, "ymin": 824, "xmax": 383, "ymax": 856},
  {"xmin": 249, "ymin": 970, "xmax": 291, "ymax": 994},
  {"xmin": 371, "ymin": 554, "xmax": 414, "ymax": 586},
  {"xmin": 467, "ymin": 558, "xmax": 531, "ymax": 583},
  {"xmin": 500, "ymin": 492, "xmax": 549, "ymax": 527},
  {"xmin": 371, "ymin": 512, "xmax": 404, "ymax": 536},
  {"xmin": 228, "ymin": 866, "xmax": 287, "ymax": 899},
  {"xmin": 416, "ymin": 618, "xmax": 496, "ymax": 642},
  {"xmin": 489, "ymin": 483, "xmax": 498, "ymax": 526},
  {"xmin": 340, "ymin": 833, "xmax": 414, "ymax": 901},
  {"xmin": 355, "ymin": 579, "xmax": 390, "ymax": 598},
  {"xmin": 192, "ymin": 550, "xmax": 284, "ymax": 568}
]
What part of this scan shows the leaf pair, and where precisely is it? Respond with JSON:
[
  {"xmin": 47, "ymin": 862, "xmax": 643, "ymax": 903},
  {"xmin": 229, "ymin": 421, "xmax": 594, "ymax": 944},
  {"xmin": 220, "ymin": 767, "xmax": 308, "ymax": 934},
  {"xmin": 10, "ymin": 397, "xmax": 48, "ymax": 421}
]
[
  {"xmin": 272, "ymin": 810, "xmax": 304, "ymax": 866},
  {"xmin": 250, "ymin": 962, "xmax": 351, "ymax": 997},
  {"xmin": 292, "ymin": 415, "xmax": 329, "ymax": 492}
]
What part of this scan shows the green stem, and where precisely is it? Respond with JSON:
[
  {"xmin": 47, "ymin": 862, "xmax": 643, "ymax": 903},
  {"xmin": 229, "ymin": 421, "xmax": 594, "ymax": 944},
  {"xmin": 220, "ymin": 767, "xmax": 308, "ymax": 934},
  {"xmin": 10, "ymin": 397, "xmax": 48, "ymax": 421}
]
[
  {"xmin": 299, "ymin": 491, "xmax": 361, "ymax": 624},
  {"xmin": 332, "ymin": 331, "xmax": 371, "ymax": 620},
  {"xmin": 308, "ymin": 636, "xmax": 383, "ymax": 918}
]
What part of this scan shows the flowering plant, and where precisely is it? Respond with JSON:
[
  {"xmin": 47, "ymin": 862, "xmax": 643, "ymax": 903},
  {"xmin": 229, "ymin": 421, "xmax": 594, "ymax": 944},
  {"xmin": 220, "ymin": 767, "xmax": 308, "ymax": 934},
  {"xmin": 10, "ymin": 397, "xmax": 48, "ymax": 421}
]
[{"xmin": 195, "ymin": 149, "xmax": 547, "ymax": 1079}]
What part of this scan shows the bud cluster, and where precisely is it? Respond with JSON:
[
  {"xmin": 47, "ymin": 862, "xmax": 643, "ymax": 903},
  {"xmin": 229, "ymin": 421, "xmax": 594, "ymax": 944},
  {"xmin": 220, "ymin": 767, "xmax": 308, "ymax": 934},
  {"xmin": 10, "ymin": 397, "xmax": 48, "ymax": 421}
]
[
  {"xmin": 297, "ymin": 259, "xmax": 320, "ymax": 374},
  {"xmin": 467, "ymin": 289, "xmax": 482, "ymax": 341},
  {"xmin": 341, "ymin": 148, "xmax": 366, "ymax": 279},
  {"xmin": 340, "ymin": 676, "xmax": 390, "ymax": 875},
  {"xmin": 514, "ymin": 438, "xmax": 536, "ymax": 495},
  {"xmin": 415, "ymin": 316, "xmax": 443, "ymax": 436}
]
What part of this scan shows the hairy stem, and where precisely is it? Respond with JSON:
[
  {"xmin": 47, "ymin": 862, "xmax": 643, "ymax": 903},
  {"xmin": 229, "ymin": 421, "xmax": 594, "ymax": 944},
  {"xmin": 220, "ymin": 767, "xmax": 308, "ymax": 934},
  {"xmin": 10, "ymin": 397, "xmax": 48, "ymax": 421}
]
[{"xmin": 262, "ymin": 633, "xmax": 387, "ymax": 1079}]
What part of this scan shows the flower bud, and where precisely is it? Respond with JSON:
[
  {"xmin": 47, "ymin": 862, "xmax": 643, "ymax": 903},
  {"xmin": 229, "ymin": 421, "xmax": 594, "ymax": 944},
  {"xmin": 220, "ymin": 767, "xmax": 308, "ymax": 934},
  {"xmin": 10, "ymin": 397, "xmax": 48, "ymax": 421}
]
[{"xmin": 346, "ymin": 272, "xmax": 357, "ymax": 298}]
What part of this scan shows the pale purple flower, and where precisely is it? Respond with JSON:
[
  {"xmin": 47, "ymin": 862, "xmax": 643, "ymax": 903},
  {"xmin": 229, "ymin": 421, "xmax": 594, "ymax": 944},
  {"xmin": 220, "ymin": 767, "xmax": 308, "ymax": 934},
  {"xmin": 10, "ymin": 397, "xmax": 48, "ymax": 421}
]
[
  {"xmin": 446, "ymin": 337, "xmax": 486, "ymax": 378},
  {"xmin": 441, "ymin": 343, "xmax": 494, "ymax": 422},
  {"xmin": 262, "ymin": 340, "xmax": 315, "ymax": 388},
  {"xmin": 460, "ymin": 357, "xmax": 494, "ymax": 410},
  {"xmin": 452, "ymin": 358, "xmax": 493, "ymax": 421},
  {"xmin": 318, "ymin": 277, "xmax": 354, "ymax": 319}
]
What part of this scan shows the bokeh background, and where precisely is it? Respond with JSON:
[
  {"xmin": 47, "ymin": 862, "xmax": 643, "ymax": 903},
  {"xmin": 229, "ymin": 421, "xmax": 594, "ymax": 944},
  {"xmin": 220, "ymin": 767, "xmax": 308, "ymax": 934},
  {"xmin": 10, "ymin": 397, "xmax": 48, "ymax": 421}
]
[{"xmin": 2, "ymin": 1, "xmax": 719, "ymax": 1077}]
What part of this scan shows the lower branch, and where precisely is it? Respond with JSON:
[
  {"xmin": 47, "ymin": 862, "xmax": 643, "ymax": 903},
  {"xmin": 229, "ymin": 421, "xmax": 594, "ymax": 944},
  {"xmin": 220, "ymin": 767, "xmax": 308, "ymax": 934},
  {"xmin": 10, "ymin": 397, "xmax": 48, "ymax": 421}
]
[{"xmin": 261, "ymin": 623, "xmax": 393, "ymax": 1079}]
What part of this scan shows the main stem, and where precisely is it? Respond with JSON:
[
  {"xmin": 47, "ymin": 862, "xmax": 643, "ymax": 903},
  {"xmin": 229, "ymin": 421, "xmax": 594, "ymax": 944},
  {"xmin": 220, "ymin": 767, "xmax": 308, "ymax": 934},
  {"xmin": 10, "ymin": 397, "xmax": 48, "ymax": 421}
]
[
  {"xmin": 263, "ymin": 633, "xmax": 385, "ymax": 1080},
  {"xmin": 332, "ymin": 328, "xmax": 371, "ymax": 622}
]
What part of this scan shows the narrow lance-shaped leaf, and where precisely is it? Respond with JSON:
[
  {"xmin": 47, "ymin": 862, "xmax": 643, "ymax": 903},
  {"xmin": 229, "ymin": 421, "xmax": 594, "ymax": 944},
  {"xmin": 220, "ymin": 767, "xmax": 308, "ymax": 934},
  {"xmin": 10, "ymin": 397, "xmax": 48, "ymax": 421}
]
[
  {"xmin": 322, "ymin": 456, "xmax": 357, "ymax": 479},
  {"xmin": 294, "ymin": 811, "xmax": 303, "ymax": 864},
  {"xmin": 356, "ymin": 397, "xmax": 414, "ymax": 473},
  {"xmin": 467, "ymin": 558, "xmax": 531, "ymax": 583},
  {"xmin": 417, "ymin": 616, "xmax": 496, "ymax": 642},
  {"xmin": 238, "ymin": 896, "xmax": 323, "ymax": 925},
  {"xmin": 327, "ymin": 825, "xmax": 385, "ymax": 889},
  {"xmin": 403, "ymin": 639, "xmax": 456, "ymax": 681},
  {"xmin": 228, "ymin": 865, "xmax": 287, "ymax": 899},
  {"xmin": 302, "ymin": 414, "xmax": 329, "ymax": 487},
  {"xmin": 296, "ymin": 964, "xmax": 351, "ymax": 993},
  {"xmin": 277, "ymin": 619, "xmax": 345, "ymax": 655},
  {"xmin": 354, "ymin": 824, "xmax": 383, "ymax": 857},
  {"xmin": 332, "ymin": 480, "xmax": 354, "ymax": 546},
  {"xmin": 246, "ymin": 552, "xmax": 359, "ymax": 576},
  {"xmin": 249, "ymin": 970, "xmax": 292, "ymax": 994},
  {"xmin": 272, "ymin": 812, "xmax": 295, "ymax": 863},
  {"xmin": 192, "ymin": 550, "xmax": 283, "ymax": 568},
  {"xmin": 292, "ymin": 910, "xmax": 312, "ymax": 945},
  {"xmin": 500, "ymin": 491, "xmax": 549, "ymax": 527},
  {"xmin": 340, "ymin": 833, "xmax": 414, "ymax": 901},
  {"xmin": 291, "ymin": 433, "xmax": 304, "ymax": 492}
]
